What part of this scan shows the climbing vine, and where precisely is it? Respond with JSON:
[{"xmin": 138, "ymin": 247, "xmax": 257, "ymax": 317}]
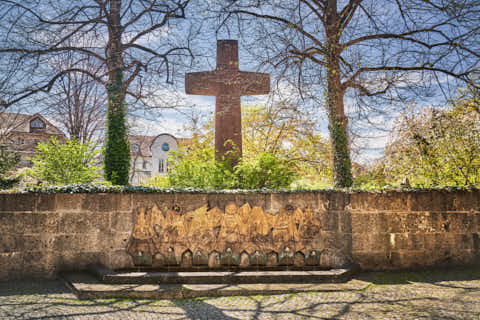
[
  {"xmin": 104, "ymin": 70, "xmax": 130, "ymax": 185},
  {"xmin": 329, "ymin": 117, "xmax": 353, "ymax": 188}
]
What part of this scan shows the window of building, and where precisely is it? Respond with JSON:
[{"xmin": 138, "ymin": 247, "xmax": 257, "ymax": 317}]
[
  {"xmin": 30, "ymin": 118, "xmax": 45, "ymax": 129},
  {"xmin": 162, "ymin": 143, "xmax": 170, "ymax": 151},
  {"xmin": 18, "ymin": 138, "xmax": 24, "ymax": 144},
  {"xmin": 143, "ymin": 160, "xmax": 148, "ymax": 169},
  {"xmin": 159, "ymin": 159, "xmax": 164, "ymax": 173},
  {"xmin": 132, "ymin": 143, "xmax": 140, "ymax": 153}
]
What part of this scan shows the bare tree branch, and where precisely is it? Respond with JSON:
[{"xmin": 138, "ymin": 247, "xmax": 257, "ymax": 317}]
[{"xmin": 209, "ymin": 0, "xmax": 480, "ymax": 187}]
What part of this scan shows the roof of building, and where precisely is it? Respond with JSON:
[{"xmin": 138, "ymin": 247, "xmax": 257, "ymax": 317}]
[
  {"xmin": 129, "ymin": 134, "xmax": 155, "ymax": 156},
  {"xmin": 0, "ymin": 112, "xmax": 191, "ymax": 157},
  {"xmin": 0, "ymin": 112, "xmax": 65, "ymax": 137}
]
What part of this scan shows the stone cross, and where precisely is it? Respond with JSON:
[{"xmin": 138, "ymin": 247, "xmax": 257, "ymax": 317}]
[{"xmin": 185, "ymin": 40, "xmax": 270, "ymax": 164}]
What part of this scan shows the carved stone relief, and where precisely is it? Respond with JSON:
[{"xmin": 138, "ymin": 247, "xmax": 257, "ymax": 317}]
[{"xmin": 126, "ymin": 202, "xmax": 325, "ymax": 268}]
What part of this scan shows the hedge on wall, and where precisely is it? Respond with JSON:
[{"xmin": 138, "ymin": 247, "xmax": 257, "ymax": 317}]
[{"xmin": 10, "ymin": 183, "xmax": 479, "ymax": 194}]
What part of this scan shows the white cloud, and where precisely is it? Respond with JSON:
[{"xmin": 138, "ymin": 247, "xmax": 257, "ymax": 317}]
[{"xmin": 129, "ymin": 115, "xmax": 187, "ymax": 137}]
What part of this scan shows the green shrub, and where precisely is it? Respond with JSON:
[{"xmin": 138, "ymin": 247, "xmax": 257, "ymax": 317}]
[
  {"xmin": 161, "ymin": 142, "xmax": 239, "ymax": 189},
  {"xmin": 0, "ymin": 145, "xmax": 20, "ymax": 190},
  {"xmin": 0, "ymin": 177, "xmax": 19, "ymax": 190},
  {"xmin": 144, "ymin": 141, "xmax": 297, "ymax": 190},
  {"xmin": 29, "ymin": 138, "xmax": 102, "ymax": 185},
  {"xmin": 235, "ymin": 152, "xmax": 296, "ymax": 189},
  {"xmin": 142, "ymin": 174, "xmax": 170, "ymax": 188}
]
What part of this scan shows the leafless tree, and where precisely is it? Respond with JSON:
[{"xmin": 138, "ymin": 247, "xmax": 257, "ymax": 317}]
[
  {"xmin": 41, "ymin": 54, "xmax": 106, "ymax": 144},
  {"xmin": 0, "ymin": 108, "xmax": 22, "ymax": 144},
  {"xmin": 210, "ymin": 0, "xmax": 480, "ymax": 187},
  {"xmin": 455, "ymin": 71, "xmax": 480, "ymax": 113},
  {"xmin": 0, "ymin": 55, "xmax": 25, "ymax": 143},
  {"xmin": 0, "ymin": 0, "xmax": 197, "ymax": 107},
  {"xmin": 0, "ymin": 0, "xmax": 198, "ymax": 184}
]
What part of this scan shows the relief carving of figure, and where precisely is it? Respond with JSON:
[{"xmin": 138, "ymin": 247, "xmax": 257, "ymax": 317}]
[
  {"xmin": 176, "ymin": 210, "xmax": 195, "ymax": 246},
  {"xmin": 189, "ymin": 205, "xmax": 215, "ymax": 252},
  {"xmin": 217, "ymin": 202, "xmax": 241, "ymax": 251},
  {"xmin": 128, "ymin": 207, "xmax": 155, "ymax": 260},
  {"xmin": 152, "ymin": 206, "xmax": 179, "ymax": 244},
  {"xmin": 132, "ymin": 207, "xmax": 153, "ymax": 240},
  {"xmin": 237, "ymin": 203, "xmax": 252, "ymax": 240},
  {"xmin": 248, "ymin": 206, "xmax": 275, "ymax": 252},
  {"xmin": 272, "ymin": 207, "xmax": 295, "ymax": 243},
  {"xmin": 127, "ymin": 202, "xmax": 323, "ymax": 267}
]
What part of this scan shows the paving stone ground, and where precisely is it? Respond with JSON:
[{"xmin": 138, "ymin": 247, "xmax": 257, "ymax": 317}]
[{"xmin": 1, "ymin": 266, "xmax": 479, "ymax": 320}]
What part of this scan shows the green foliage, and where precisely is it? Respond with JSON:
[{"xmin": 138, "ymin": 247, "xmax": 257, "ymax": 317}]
[
  {"xmin": 174, "ymin": 104, "xmax": 332, "ymax": 189},
  {"xmin": 0, "ymin": 145, "xmax": 20, "ymax": 190},
  {"xmin": 29, "ymin": 138, "xmax": 101, "ymax": 185},
  {"xmin": 329, "ymin": 118, "xmax": 353, "ymax": 188},
  {"xmin": 356, "ymin": 105, "xmax": 480, "ymax": 188},
  {"xmin": 235, "ymin": 152, "xmax": 296, "ymax": 189},
  {"xmin": 104, "ymin": 71, "xmax": 130, "ymax": 185},
  {"xmin": 17, "ymin": 182, "xmax": 478, "ymax": 194},
  {"xmin": 144, "ymin": 139, "xmax": 297, "ymax": 190},
  {"xmin": 0, "ymin": 145, "xmax": 20, "ymax": 176},
  {"xmin": 289, "ymin": 178, "xmax": 332, "ymax": 190},
  {"xmin": 158, "ymin": 140, "xmax": 238, "ymax": 189},
  {"xmin": 242, "ymin": 104, "xmax": 332, "ymax": 186},
  {"xmin": 0, "ymin": 177, "xmax": 19, "ymax": 190},
  {"xmin": 390, "ymin": 106, "xmax": 480, "ymax": 187},
  {"xmin": 142, "ymin": 175, "xmax": 170, "ymax": 188},
  {"xmin": 353, "ymin": 162, "xmax": 389, "ymax": 190}
]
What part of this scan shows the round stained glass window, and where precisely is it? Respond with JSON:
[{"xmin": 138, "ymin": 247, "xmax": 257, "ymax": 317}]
[{"xmin": 162, "ymin": 143, "xmax": 170, "ymax": 151}]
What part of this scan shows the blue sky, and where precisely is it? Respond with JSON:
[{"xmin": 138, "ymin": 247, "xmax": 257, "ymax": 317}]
[
  {"xmin": 2, "ymin": 0, "xmax": 474, "ymax": 165},
  {"xmin": 129, "ymin": 40, "xmax": 449, "ymax": 165},
  {"xmin": 126, "ymin": 0, "xmax": 473, "ymax": 165}
]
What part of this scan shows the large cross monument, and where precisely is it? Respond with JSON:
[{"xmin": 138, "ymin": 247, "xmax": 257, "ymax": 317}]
[{"xmin": 185, "ymin": 40, "xmax": 270, "ymax": 164}]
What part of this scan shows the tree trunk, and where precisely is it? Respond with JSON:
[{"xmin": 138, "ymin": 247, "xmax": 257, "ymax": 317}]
[
  {"xmin": 325, "ymin": 0, "xmax": 353, "ymax": 188},
  {"xmin": 104, "ymin": 0, "xmax": 130, "ymax": 185}
]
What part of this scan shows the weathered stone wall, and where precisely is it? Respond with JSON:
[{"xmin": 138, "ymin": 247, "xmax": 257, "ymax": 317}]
[
  {"xmin": 0, "ymin": 192, "xmax": 351, "ymax": 280},
  {"xmin": 0, "ymin": 193, "xmax": 133, "ymax": 280},
  {"xmin": 125, "ymin": 192, "xmax": 350, "ymax": 270},
  {"xmin": 350, "ymin": 191, "xmax": 480, "ymax": 270},
  {"xmin": 0, "ymin": 190, "xmax": 479, "ymax": 280}
]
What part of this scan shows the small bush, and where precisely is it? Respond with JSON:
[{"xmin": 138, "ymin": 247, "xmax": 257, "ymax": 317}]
[
  {"xmin": 154, "ymin": 143, "xmax": 239, "ymax": 189},
  {"xmin": 0, "ymin": 145, "xmax": 20, "ymax": 190},
  {"xmin": 29, "ymin": 138, "xmax": 102, "ymax": 185},
  {"xmin": 141, "ymin": 174, "xmax": 170, "ymax": 188},
  {"xmin": 235, "ymin": 152, "xmax": 296, "ymax": 189},
  {"xmin": 145, "ymin": 142, "xmax": 297, "ymax": 190}
]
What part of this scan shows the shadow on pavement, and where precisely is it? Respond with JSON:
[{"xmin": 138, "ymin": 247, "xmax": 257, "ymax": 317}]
[
  {"xmin": 0, "ymin": 266, "xmax": 479, "ymax": 320},
  {"xmin": 0, "ymin": 279, "xmax": 70, "ymax": 297},
  {"xmin": 356, "ymin": 265, "xmax": 480, "ymax": 286}
]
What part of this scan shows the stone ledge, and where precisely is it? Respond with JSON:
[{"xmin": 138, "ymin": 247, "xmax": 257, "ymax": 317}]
[
  {"xmin": 88, "ymin": 263, "xmax": 357, "ymax": 285},
  {"xmin": 61, "ymin": 270, "xmax": 369, "ymax": 300}
]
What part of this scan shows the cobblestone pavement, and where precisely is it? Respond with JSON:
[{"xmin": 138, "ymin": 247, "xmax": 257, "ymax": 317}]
[{"xmin": 1, "ymin": 267, "xmax": 479, "ymax": 320}]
